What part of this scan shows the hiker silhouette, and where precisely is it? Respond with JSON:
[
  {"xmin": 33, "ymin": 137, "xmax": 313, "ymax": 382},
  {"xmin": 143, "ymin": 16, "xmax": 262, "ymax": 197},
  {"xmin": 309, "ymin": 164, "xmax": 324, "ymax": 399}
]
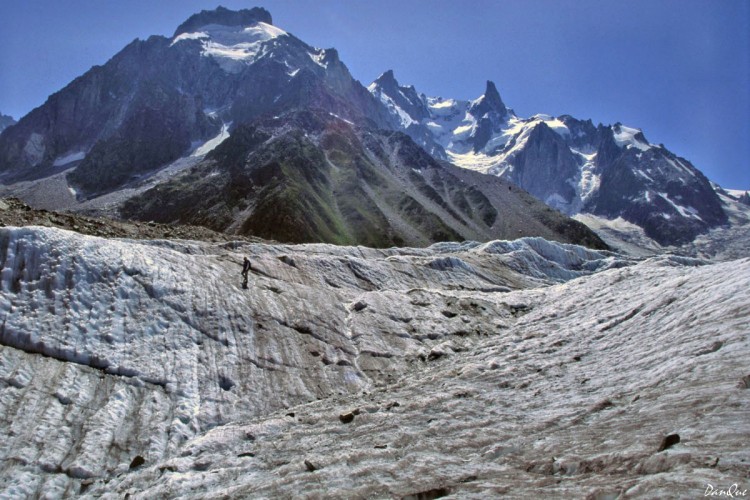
[{"xmin": 241, "ymin": 257, "xmax": 251, "ymax": 289}]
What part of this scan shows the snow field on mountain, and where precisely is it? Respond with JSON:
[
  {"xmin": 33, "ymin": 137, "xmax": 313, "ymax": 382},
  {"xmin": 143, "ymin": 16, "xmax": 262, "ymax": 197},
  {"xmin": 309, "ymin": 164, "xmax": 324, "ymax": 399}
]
[
  {"xmin": 372, "ymin": 90, "xmax": 416, "ymax": 128},
  {"xmin": 612, "ymin": 124, "xmax": 652, "ymax": 151},
  {"xmin": 191, "ymin": 123, "xmax": 231, "ymax": 157},
  {"xmin": 171, "ymin": 22, "xmax": 288, "ymax": 72}
]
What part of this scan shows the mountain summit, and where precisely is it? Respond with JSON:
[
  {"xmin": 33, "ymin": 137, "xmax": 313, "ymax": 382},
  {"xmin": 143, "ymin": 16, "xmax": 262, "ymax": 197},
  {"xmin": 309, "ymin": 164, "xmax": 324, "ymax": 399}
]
[
  {"xmin": 173, "ymin": 6, "xmax": 272, "ymax": 36},
  {"xmin": 469, "ymin": 80, "xmax": 507, "ymax": 119},
  {"xmin": 0, "ymin": 7, "xmax": 391, "ymax": 193}
]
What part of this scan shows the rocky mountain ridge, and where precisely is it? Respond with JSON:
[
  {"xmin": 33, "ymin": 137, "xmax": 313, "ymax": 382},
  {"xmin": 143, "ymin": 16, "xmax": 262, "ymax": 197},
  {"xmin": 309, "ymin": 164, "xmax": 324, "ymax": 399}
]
[
  {"xmin": 0, "ymin": 113, "xmax": 15, "ymax": 134},
  {"xmin": 369, "ymin": 72, "xmax": 728, "ymax": 245},
  {"xmin": 118, "ymin": 109, "xmax": 605, "ymax": 248}
]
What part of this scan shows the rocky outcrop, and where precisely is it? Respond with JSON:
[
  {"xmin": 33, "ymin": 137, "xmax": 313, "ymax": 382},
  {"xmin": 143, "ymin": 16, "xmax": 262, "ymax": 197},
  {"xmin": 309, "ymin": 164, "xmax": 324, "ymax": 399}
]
[
  {"xmin": 500, "ymin": 121, "xmax": 581, "ymax": 209},
  {"xmin": 587, "ymin": 141, "xmax": 727, "ymax": 245},
  {"xmin": 0, "ymin": 113, "xmax": 14, "ymax": 134}
]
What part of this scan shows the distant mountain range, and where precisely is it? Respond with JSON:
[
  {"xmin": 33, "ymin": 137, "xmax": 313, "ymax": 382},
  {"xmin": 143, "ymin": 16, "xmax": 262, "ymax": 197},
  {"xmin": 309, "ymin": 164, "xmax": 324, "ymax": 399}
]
[
  {"xmin": 0, "ymin": 6, "xmax": 732, "ymax": 247},
  {"xmin": 368, "ymin": 71, "xmax": 728, "ymax": 245}
]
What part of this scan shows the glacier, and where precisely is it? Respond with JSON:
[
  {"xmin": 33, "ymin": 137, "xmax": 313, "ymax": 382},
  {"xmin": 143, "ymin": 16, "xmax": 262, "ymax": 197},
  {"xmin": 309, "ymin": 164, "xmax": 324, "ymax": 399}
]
[{"xmin": 0, "ymin": 226, "xmax": 747, "ymax": 497}]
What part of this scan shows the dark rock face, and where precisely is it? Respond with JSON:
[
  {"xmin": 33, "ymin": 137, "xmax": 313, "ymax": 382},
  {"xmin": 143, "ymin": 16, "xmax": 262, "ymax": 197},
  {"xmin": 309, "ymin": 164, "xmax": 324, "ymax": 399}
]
[
  {"xmin": 501, "ymin": 122, "xmax": 581, "ymax": 210},
  {"xmin": 738, "ymin": 192, "xmax": 750, "ymax": 206},
  {"xmin": 67, "ymin": 80, "xmax": 218, "ymax": 194},
  {"xmin": 587, "ymin": 146, "xmax": 727, "ymax": 246},
  {"xmin": 120, "ymin": 110, "xmax": 606, "ymax": 249},
  {"xmin": 0, "ymin": 35, "xmax": 223, "ymax": 186}
]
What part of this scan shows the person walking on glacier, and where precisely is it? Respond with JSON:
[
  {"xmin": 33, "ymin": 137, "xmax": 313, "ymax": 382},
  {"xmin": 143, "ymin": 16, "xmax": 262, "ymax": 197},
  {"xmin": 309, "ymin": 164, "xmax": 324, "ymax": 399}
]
[{"xmin": 241, "ymin": 257, "xmax": 251, "ymax": 289}]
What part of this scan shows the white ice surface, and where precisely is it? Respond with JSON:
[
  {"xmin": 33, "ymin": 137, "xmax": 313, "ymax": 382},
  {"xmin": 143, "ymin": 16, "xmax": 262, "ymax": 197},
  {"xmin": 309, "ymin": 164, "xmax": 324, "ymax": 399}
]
[
  {"xmin": 612, "ymin": 124, "xmax": 652, "ymax": 151},
  {"xmin": 725, "ymin": 188, "xmax": 750, "ymax": 198},
  {"xmin": 172, "ymin": 22, "xmax": 287, "ymax": 73},
  {"xmin": 0, "ymin": 226, "xmax": 747, "ymax": 497}
]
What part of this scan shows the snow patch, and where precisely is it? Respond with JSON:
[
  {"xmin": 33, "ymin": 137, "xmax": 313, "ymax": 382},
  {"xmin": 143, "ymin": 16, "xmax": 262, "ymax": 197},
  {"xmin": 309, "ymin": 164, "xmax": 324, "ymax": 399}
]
[
  {"xmin": 446, "ymin": 151, "xmax": 504, "ymax": 174},
  {"xmin": 725, "ymin": 188, "xmax": 750, "ymax": 198},
  {"xmin": 612, "ymin": 125, "xmax": 652, "ymax": 151},
  {"xmin": 191, "ymin": 123, "xmax": 231, "ymax": 157},
  {"xmin": 328, "ymin": 112, "xmax": 354, "ymax": 126},
  {"xmin": 531, "ymin": 114, "xmax": 570, "ymax": 137},
  {"xmin": 666, "ymin": 157, "xmax": 696, "ymax": 178},
  {"xmin": 427, "ymin": 99, "xmax": 458, "ymax": 114},
  {"xmin": 373, "ymin": 90, "xmax": 415, "ymax": 128},
  {"xmin": 308, "ymin": 50, "xmax": 328, "ymax": 68},
  {"xmin": 658, "ymin": 192, "xmax": 703, "ymax": 221},
  {"xmin": 170, "ymin": 31, "xmax": 210, "ymax": 46},
  {"xmin": 571, "ymin": 148, "xmax": 600, "ymax": 205},
  {"xmin": 53, "ymin": 151, "xmax": 86, "ymax": 167}
]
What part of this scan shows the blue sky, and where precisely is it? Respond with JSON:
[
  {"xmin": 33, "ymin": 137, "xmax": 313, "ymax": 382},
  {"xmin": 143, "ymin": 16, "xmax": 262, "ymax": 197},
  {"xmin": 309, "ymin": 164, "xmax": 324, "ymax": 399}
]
[{"xmin": 1, "ymin": 0, "xmax": 748, "ymax": 188}]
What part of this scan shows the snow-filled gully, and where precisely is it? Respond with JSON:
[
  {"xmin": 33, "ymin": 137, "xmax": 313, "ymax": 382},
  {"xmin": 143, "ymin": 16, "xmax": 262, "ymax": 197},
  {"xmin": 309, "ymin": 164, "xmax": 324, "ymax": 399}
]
[{"xmin": 0, "ymin": 226, "xmax": 747, "ymax": 498}]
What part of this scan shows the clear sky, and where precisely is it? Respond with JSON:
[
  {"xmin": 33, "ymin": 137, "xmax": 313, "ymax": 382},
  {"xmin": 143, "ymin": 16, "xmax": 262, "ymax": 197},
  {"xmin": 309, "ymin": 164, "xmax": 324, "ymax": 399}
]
[{"xmin": 1, "ymin": 0, "xmax": 748, "ymax": 189}]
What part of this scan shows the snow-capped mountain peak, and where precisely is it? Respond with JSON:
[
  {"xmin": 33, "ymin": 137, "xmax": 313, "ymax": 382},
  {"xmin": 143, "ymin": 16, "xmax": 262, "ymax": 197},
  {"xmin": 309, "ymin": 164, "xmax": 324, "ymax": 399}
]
[
  {"xmin": 171, "ymin": 21, "xmax": 289, "ymax": 73},
  {"xmin": 369, "ymin": 72, "xmax": 520, "ymax": 157},
  {"xmin": 368, "ymin": 69, "xmax": 430, "ymax": 128},
  {"xmin": 173, "ymin": 6, "xmax": 273, "ymax": 37},
  {"xmin": 611, "ymin": 123, "xmax": 652, "ymax": 152},
  {"xmin": 369, "ymin": 73, "xmax": 728, "ymax": 246}
]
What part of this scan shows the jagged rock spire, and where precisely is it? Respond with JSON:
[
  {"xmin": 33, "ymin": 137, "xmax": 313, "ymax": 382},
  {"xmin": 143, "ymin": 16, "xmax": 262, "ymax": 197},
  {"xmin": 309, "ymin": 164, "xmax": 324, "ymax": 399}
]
[
  {"xmin": 470, "ymin": 80, "xmax": 507, "ymax": 118},
  {"xmin": 373, "ymin": 70, "xmax": 398, "ymax": 89}
]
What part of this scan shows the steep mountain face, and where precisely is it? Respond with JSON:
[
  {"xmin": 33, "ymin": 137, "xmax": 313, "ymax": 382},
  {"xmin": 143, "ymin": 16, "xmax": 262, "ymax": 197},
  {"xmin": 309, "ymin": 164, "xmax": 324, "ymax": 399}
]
[
  {"xmin": 0, "ymin": 114, "xmax": 15, "ymax": 134},
  {"xmin": 121, "ymin": 110, "xmax": 605, "ymax": 249},
  {"xmin": 369, "ymin": 73, "xmax": 728, "ymax": 246},
  {"xmin": 0, "ymin": 8, "xmax": 391, "ymax": 196}
]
